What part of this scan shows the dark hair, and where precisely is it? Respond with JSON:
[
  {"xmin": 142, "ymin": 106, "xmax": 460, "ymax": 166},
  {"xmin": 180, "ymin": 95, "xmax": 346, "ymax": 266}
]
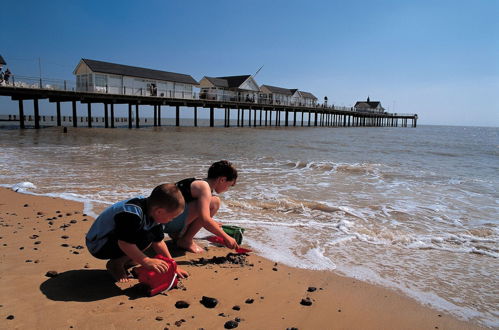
[
  {"xmin": 207, "ymin": 160, "xmax": 238, "ymax": 181},
  {"xmin": 148, "ymin": 183, "xmax": 185, "ymax": 212}
]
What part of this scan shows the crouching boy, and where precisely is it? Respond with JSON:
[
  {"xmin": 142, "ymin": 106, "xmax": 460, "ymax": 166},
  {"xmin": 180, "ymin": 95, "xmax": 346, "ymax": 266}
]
[{"xmin": 86, "ymin": 183, "xmax": 189, "ymax": 282}]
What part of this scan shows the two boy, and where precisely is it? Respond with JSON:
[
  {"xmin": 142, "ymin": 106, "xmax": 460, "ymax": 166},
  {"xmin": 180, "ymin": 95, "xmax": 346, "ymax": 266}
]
[{"xmin": 85, "ymin": 160, "xmax": 237, "ymax": 282}]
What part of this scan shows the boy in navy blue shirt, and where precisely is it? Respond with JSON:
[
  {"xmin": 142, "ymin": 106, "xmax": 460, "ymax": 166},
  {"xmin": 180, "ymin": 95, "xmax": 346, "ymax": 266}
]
[{"xmin": 86, "ymin": 183, "xmax": 188, "ymax": 282}]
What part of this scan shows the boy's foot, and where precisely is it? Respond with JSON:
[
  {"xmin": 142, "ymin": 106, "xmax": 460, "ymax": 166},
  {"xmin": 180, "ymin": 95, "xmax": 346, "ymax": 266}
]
[
  {"xmin": 176, "ymin": 238, "xmax": 204, "ymax": 253},
  {"xmin": 106, "ymin": 258, "xmax": 131, "ymax": 283}
]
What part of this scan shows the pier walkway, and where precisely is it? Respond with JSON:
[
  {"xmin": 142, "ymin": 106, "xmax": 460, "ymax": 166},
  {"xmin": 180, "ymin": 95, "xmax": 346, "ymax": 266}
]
[{"xmin": 0, "ymin": 76, "xmax": 417, "ymax": 129}]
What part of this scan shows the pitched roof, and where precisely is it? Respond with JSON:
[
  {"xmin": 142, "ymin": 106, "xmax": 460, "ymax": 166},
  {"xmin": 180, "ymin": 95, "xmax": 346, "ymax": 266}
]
[
  {"xmin": 299, "ymin": 91, "xmax": 317, "ymax": 99},
  {"xmin": 79, "ymin": 59, "xmax": 198, "ymax": 85},
  {"xmin": 203, "ymin": 75, "xmax": 253, "ymax": 89},
  {"xmin": 355, "ymin": 101, "xmax": 382, "ymax": 108},
  {"xmin": 204, "ymin": 76, "xmax": 229, "ymax": 88},
  {"xmin": 0, "ymin": 55, "xmax": 6, "ymax": 65},
  {"xmin": 260, "ymin": 84, "xmax": 294, "ymax": 95}
]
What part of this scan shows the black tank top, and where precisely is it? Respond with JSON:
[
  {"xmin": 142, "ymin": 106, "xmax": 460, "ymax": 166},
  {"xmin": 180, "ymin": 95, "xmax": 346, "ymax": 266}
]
[{"xmin": 176, "ymin": 178, "xmax": 200, "ymax": 203}]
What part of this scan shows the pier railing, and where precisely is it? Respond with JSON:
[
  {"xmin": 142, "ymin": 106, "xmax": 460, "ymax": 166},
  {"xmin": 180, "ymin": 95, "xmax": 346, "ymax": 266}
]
[{"xmin": 1, "ymin": 75, "xmax": 356, "ymax": 111}]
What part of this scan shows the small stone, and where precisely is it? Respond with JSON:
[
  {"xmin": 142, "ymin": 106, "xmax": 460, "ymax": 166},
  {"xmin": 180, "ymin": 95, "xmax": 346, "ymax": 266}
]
[
  {"xmin": 235, "ymin": 317, "xmax": 242, "ymax": 322},
  {"xmin": 61, "ymin": 243, "xmax": 69, "ymax": 247},
  {"xmin": 29, "ymin": 235, "xmax": 39, "ymax": 239},
  {"xmin": 156, "ymin": 316, "xmax": 164, "ymax": 321},
  {"xmin": 245, "ymin": 298, "xmax": 254, "ymax": 304},
  {"xmin": 24, "ymin": 204, "xmax": 29, "ymax": 207},
  {"xmin": 286, "ymin": 328, "xmax": 299, "ymax": 330},
  {"xmin": 175, "ymin": 301, "xmax": 190, "ymax": 309},
  {"xmin": 34, "ymin": 241, "xmax": 41, "ymax": 245},
  {"xmin": 272, "ymin": 267, "xmax": 278, "ymax": 271},
  {"xmin": 174, "ymin": 320, "xmax": 182, "ymax": 327},
  {"xmin": 224, "ymin": 320, "xmax": 238, "ymax": 329},
  {"xmin": 300, "ymin": 298, "xmax": 312, "ymax": 306},
  {"xmin": 218, "ymin": 313, "xmax": 226, "ymax": 317},
  {"xmin": 46, "ymin": 270, "xmax": 58, "ymax": 277},
  {"xmin": 61, "ymin": 235, "xmax": 69, "ymax": 239},
  {"xmin": 307, "ymin": 287, "xmax": 317, "ymax": 292},
  {"xmin": 37, "ymin": 212, "xmax": 43, "ymax": 215},
  {"xmin": 70, "ymin": 220, "xmax": 77, "ymax": 224},
  {"xmin": 84, "ymin": 264, "xmax": 90, "ymax": 268},
  {"xmin": 232, "ymin": 305, "xmax": 240, "ymax": 311},
  {"xmin": 200, "ymin": 296, "xmax": 218, "ymax": 308},
  {"xmin": 6, "ymin": 315, "xmax": 14, "ymax": 320},
  {"xmin": 25, "ymin": 259, "xmax": 33, "ymax": 262}
]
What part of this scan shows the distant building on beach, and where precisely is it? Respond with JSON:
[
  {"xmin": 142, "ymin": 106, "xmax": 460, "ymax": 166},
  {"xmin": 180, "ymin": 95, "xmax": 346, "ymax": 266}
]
[
  {"xmin": 354, "ymin": 97, "xmax": 385, "ymax": 113},
  {"xmin": 198, "ymin": 75, "xmax": 260, "ymax": 102},
  {"xmin": 73, "ymin": 59, "xmax": 198, "ymax": 98},
  {"xmin": 259, "ymin": 85, "xmax": 317, "ymax": 107}
]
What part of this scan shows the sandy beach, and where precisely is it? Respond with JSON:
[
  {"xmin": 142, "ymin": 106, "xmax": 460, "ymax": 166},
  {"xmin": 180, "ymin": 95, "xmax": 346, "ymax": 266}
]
[{"xmin": 0, "ymin": 187, "xmax": 483, "ymax": 329}]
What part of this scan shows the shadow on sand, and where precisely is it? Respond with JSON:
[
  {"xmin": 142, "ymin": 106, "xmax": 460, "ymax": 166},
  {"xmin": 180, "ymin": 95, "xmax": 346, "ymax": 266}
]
[{"xmin": 40, "ymin": 269, "xmax": 147, "ymax": 302}]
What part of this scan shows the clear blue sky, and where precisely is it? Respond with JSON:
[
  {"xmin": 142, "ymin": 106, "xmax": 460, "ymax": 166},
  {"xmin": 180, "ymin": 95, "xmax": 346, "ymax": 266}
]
[{"xmin": 1, "ymin": 0, "xmax": 498, "ymax": 126}]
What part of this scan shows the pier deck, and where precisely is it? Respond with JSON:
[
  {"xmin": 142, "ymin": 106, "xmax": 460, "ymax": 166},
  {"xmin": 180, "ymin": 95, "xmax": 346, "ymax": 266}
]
[{"xmin": 0, "ymin": 83, "xmax": 417, "ymax": 129}]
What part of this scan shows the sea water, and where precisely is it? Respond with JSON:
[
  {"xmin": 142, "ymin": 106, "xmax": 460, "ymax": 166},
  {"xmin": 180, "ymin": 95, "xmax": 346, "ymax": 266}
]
[{"xmin": 0, "ymin": 123, "xmax": 497, "ymax": 327}]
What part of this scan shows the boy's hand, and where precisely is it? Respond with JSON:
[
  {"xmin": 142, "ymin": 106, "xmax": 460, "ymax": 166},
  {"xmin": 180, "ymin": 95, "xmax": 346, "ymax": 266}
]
[
  {"xmin": 143, "ymin": 257, "xmax": 169, "ymax": 273},
  {"xmin": 176, "ymin": 266, "xmax": 189, "ymax": 279},
  {"xmin": 224, "ymin": 236, "xmax": 239, "ymax": 250}
]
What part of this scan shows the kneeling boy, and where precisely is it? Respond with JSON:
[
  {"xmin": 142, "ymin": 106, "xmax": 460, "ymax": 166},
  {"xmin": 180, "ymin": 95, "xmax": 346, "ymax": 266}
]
[
  {"xmin": 163, "ymin": 160, "xmax": 239, "ymax": 253},
  {"xmin": 86, "ymin": 183, "xmax": 188, "ymax": 282}
]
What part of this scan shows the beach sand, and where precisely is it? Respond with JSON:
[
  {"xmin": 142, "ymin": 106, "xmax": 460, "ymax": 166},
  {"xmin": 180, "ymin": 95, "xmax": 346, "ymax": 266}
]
[{"xmin": 0, "ymin": 187, "xmax": 483, "ymax": 329}]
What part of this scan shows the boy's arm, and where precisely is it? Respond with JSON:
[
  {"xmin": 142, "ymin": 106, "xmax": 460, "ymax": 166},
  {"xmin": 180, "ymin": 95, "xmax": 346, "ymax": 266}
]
[
  {"xmin": 192, "ymin": 181, "xmax": 238, "ymax": 249},
  {"xmin": 151, "ymin": 241, "xmax": 188, "ymax": 278},
  {"xmin": 117, "ymin": 240, "xmax": 169, "ymax": 273}
]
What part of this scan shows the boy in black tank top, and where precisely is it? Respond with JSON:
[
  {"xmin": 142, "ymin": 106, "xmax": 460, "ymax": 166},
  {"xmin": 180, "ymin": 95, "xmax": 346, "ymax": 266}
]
[{"xmin": 163, "ymin": 160, "xmax": 239, "ymax": 253}]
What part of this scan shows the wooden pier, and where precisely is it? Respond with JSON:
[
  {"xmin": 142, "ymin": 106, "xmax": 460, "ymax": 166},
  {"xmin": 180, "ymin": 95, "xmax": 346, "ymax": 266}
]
[{"xmin": 0, "ymin": 84, "xmax": 418, "ymax": 129}]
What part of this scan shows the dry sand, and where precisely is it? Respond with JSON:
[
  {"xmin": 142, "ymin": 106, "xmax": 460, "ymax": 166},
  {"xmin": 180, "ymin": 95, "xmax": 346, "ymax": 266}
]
[{"xmin": 0, "ymin": 187, "xmax": 483, "ymax": 329}]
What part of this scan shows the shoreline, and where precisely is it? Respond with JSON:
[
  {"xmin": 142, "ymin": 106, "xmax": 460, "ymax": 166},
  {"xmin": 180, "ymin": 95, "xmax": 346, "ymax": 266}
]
[{"xmin": 0, "ymin": 187, "xmax": 485, "ymax": 329}]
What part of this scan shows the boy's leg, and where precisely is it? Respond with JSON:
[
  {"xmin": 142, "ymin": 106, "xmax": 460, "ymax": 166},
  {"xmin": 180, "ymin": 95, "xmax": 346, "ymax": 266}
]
[
  {"xmin": 177, "ymin": 196, "xmax": 220, "ymax": 253},
  {"xmin": 106, "ymin": 255, "xmax": 133, "ymax": 283}
]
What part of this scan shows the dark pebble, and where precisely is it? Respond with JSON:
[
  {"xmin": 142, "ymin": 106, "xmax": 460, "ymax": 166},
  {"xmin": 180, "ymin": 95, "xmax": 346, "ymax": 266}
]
[
  {"xmin": 72, "ymin": 251, "xmax": 79, "ymax": 254},
  {"xmin": 300, "ymin": 298, "xmax": 312, "ymax": 306},
  {"xmin": 48, "ymin": 221, "xmax": 53, "ymax": 225},
  {"xmin": 174, "ymin": 320, "xmax": 183, "ymax": 326},
  {"xmin": 156, "ymin": 316, "xmax": 164, "ymax": 321},
  {"xmin": 6, "ymin": 315, "xmax": 14, "ymax": 320},
  {"xmin": 245, "ymin": 298, "xmax": 254, "ymax": 304},
  {"xmin": 61, "ymin": 235, "xmax": 69, "ymax": 239},
  {"xmin": 25, "ymin": 259, "xmax": 33, "ymax": 262},
  {"xmin": 46, "ymin": 270, "xmax": 58, "ymax": 277},
  {"xmin": 56, "ymin": 210, "xmax": 61, "ymax": 213},
  {"xmin": 83, "ymin": 213, "xmax": 88, "ymax": 216},
  {"xmin": 235, "ymin": 317, "xmax": 242, "ymax": 322},
  {"xmin": 200, "ymin": 296, "xmax": 218, "ymax": 308},
  {"xmin": 218, "ymin": 313, "xmax": 226, "ymax": 317},
  {"xmin": 24, "ymin": 204, "xmax": 29, "ymax": 207},
  {"xmin": 34, "ymin": 241, "xmax": 41, "ymax": 245},
  {"xmin": 29, "ymin": 235, "xmax": 39, "ymax": 239},
  {"xmin": 70, "ymin": 220, "xmax": 77, "ymax": 224},
  {"xmin": 37, "ymin": 212, "xmax": 43, "ymax": 215},
  {"xmin": 232, "ymin": 305, "xmax": 240, "ymax": 311},
  {"xmin": 224, "ymin": 320, "xmax": 238, "ymax": 329},
  {"xmin": 286, "ymin": 328, "xmax": 299, "ymax": 330},
  {"xmin": 272, "ymin": 267, "xmax": 278, "ymax": 271},
  {"xmin": 175, "ymin": 301, "xmax": 190, "ymax": 309},
  {"xmin": 19, "ymin": 247, "xmax": 24, "ymax": 250},
  {"xmin": 58, "ymin": 215, "xmax": 63, "ymax": 218},
  {"xmin": 307, "ymin": 287, "xmax": 317, "ymax": 292},
  {"xmin": 61, "ymin": 243, "xmax": 69, "ymax": 247}
]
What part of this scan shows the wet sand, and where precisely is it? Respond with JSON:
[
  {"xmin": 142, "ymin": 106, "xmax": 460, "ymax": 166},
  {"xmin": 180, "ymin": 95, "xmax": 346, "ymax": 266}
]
[{"xmin": 0, "ymin": 187, "xmax": 483, "ymax": 329}]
